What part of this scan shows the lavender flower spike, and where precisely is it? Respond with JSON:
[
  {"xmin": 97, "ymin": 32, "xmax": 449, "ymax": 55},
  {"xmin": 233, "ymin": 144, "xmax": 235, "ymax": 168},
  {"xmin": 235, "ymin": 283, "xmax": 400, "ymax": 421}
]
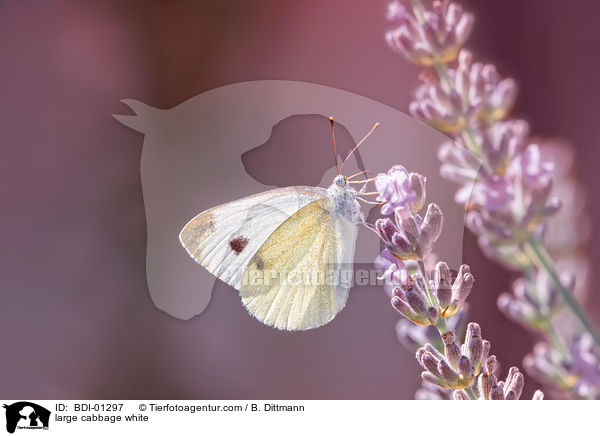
[
  {"xmin": 386, "ymin": 0, "xmax": 474, "ymax": 67},
  {"xmin": 374, "ymin": 167, "xmax": 441, "ymax": 266},
  {"xmin": 410, "ymin": 50, "xmax": 518, "ymax": 133},
  {"xmin": 385, "ymin": 0, "xmax": 600, "ymax": 398},
  {"xmin": 415, "ymin": 322, "xmax": 536, "ymax": 397},
  {"xmin": 376, "ymin": 164, "xmax": 539, "ymax": 399},
  {"xmin": 524, "ymin": 335, "xmax": 600, "ymax": 399}
]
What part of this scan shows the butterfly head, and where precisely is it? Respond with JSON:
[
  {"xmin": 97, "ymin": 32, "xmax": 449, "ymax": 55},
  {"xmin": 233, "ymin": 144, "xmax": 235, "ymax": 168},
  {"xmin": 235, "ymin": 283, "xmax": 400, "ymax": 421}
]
[
  {"xmin": 333, "ymin": 174, "xmax": 347, "ymax": 187},
  {"xmin": 328, "ymin": 117, "xmax": 385, "ymax": 208}
]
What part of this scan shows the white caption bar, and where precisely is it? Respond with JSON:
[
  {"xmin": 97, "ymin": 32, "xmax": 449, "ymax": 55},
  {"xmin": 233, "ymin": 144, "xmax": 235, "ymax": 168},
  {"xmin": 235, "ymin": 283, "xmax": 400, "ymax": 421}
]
[{"xmin": 0, "ymin": 400, "xmax": 595, "ymax": 435}]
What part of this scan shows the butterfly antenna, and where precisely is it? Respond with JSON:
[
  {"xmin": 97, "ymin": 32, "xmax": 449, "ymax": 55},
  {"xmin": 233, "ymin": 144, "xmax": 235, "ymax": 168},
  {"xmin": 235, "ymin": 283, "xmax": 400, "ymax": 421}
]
[
  {"xmin": 330, "ymin": 117, "xmax": 339, "ymax": 175},
  {"xmin": 340, "ymin": 122, "xmax": 380, "ymax": 170},
  {"xmin": 347, "ymin": 170, "xmax": 376, "ymax": 180}
]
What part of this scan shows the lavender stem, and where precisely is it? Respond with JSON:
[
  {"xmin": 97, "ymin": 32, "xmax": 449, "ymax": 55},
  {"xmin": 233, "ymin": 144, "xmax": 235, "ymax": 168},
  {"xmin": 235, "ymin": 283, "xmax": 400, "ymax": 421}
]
[
  {"xmin": 435, "ymin": 318, "xmax": 448, "ymax": 334},
  {"xmin": 546, "ymin": 322, "xmax": 569, "ymax": 360}
]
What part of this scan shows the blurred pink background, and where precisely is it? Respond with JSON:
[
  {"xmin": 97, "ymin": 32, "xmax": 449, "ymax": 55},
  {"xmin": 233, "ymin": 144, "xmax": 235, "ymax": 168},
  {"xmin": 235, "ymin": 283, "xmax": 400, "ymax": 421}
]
[{"xmin": 0, "ymin": 0, "xmax": 598, "ymax": 399}]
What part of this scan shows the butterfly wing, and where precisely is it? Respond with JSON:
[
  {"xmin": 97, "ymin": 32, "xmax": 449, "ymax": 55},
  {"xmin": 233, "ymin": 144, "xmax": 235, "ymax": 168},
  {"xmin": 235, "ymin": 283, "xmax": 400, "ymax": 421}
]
[
  {"xmin": 240, "ymin": 197, "xmax": 358, "ymax": 331},
  {"xmin": 179, "ymin": 187, "xmax": 328, "ymax": 290}
]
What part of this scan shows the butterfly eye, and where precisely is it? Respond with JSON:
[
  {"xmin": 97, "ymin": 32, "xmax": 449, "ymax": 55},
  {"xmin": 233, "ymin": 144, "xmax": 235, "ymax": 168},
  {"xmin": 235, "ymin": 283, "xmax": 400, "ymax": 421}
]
[{"xmin": 334, "ymin": 175, "xmax": 346, "ymax": 187}]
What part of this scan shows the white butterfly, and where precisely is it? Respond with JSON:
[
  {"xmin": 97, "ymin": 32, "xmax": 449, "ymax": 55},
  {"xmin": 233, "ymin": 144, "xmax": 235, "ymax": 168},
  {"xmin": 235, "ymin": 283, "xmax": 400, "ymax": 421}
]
[{"xmin": 179, "ymin": 119, "xmax": 381, "ymax": 331}]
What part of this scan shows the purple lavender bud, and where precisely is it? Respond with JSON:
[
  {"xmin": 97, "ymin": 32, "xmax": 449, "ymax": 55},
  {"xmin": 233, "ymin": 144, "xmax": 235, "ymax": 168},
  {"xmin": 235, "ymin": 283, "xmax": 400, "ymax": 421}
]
[
  {"xmin": 455, "ymin": 12, "xmax": 474, "ymax": 43},
  {"xmin": 479, "ymin": 371, "xmax": 493, "ymax": 400},
  {"xmin": 462, "ymin": 322, "xmax": 481, "ymax": 356},
  {"xmin": 386, "ymin": 1, "xmax": 406, "ymax": 21},
  {"xmin": 415, "ymin": 347, "xmax": 427, "ymax": 364},
  {"xmin": 422, "ymin": 21, "xmax": 439, "ymax": 51},
  {"xmin": 399, "ymin": 214, "xmax": 420, "ymax": 243},
  {"xmin": 489, "ymin": 386, "xmax": 504, "ymax": 400},
  {"xmin": 467, "ymin": 335, "xmax": 484, "ymax": 373},
  {"xmin": 434, "ymin": 261, "xmax": 452, "ymax": 289},
  {"xmin": 405, "ymin": 287, "xmax": 428, "ymax": 316},
  {"xmin": 489, "ymin": 78, "xmax": 517, "ymax": 118},
  {"xmin": 392, "ymin": 296, "xmax": 429, "ymax": 326},
  {"xmin": 480, "ymin": 340, "xmax": 491, "ymax": 373},
  {"xmin": 420, "ymin": 352, "xmax": 442, "ymax": 377},
  {"xmin": 465, "ymin": 322, "xmax": 481, "ymax": 342},
  {"xmin": 482, "ymin": 64, "xmax": 500, "ymax": 85},
  {"xmin": 443, "ymin": 334, "xmax": 462, "ymax": 369},
  {"xmin": 408, "ymin": 101, "xmax": 424, "ymax": 119},
  {"xmin": 375, "ymin": 218, "xmax": 397, "ymax": 242},
  {"xmin": 499, "ymin": 270, "xmax": 577, "ymax": 330},
  {"xmin": 512, "ymin": 278, "xmax": 538, "ymax": 308},
  {"xmin": 445, "ymin": 3, "xmax": 461, "ymax": 25},
  {"xmin": 458, "ymin": 355, "xmax": 473, "ymax": 379},
  {"xmin": 452, "ymin": 264, "xmax": 474, "ymax": 303},
  {"xmin": 420, "ymin": 203, "xmax": 444, "ymax": 247},
  {"xmin": 390, "ymin": 233, "xmax": 414, "ymax": 256},
  {"xmin": 385, "ymin": 30, "xmax": 401, "ymax": 53},
  {"xmin": 497, "ymin": 293, "xmax": 533, "ymax": 327},
  {"xmin": 391, "ymin": 294, "xmax": 407, "ymax": 311},
  {"xmin": 422, "ymin": 372, "xmax": 448, "ymax": 389},
  {"xmin": 408, "ymin": 172, "xmax": 427, "ymax": 213},
  {"xmin": 504, "ymin": 367, "xmax": 524, "ymax": 400},
  {"xmin": 485, "ymin": 355, "xmax": 498, "ymax": 374},
  {"xmin": 434, "ymin": 265, "xmax": 453, "ymax": 311},
  {"xmin": 385, "ymin": 28, "xmax": 410, "ymax": 56},
  {"xmin": 516, "ymin": 144, "xmax": 554, "ymax": 190},
  {"xmin": 440, "ymin": 158, "xmax": 477, "ymax": 185},
  {"xmin": 423, "ymin": 343, "xmax": 446, "ymax": 361},
  {"xmin": 438, "ymin": 359, "xmax": 459, "ymax": 386},
  {"xmin": 532, "ymin": 390, "xmax": 544, "ymax": 400},
  {"xmin": 570, "ymin": 334, "xmax": 600, "ymax": 398}
]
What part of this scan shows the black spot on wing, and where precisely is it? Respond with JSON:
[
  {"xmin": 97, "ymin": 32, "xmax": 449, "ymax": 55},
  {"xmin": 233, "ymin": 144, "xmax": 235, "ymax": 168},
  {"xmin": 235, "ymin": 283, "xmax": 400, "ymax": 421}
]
[
  {"xmin": 230, "ymin": 237, "xmax": 249, "ymax": 255},
  {"xmin": 254, "ymin": 256, "xmax": 265, "ymax": 270}
]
